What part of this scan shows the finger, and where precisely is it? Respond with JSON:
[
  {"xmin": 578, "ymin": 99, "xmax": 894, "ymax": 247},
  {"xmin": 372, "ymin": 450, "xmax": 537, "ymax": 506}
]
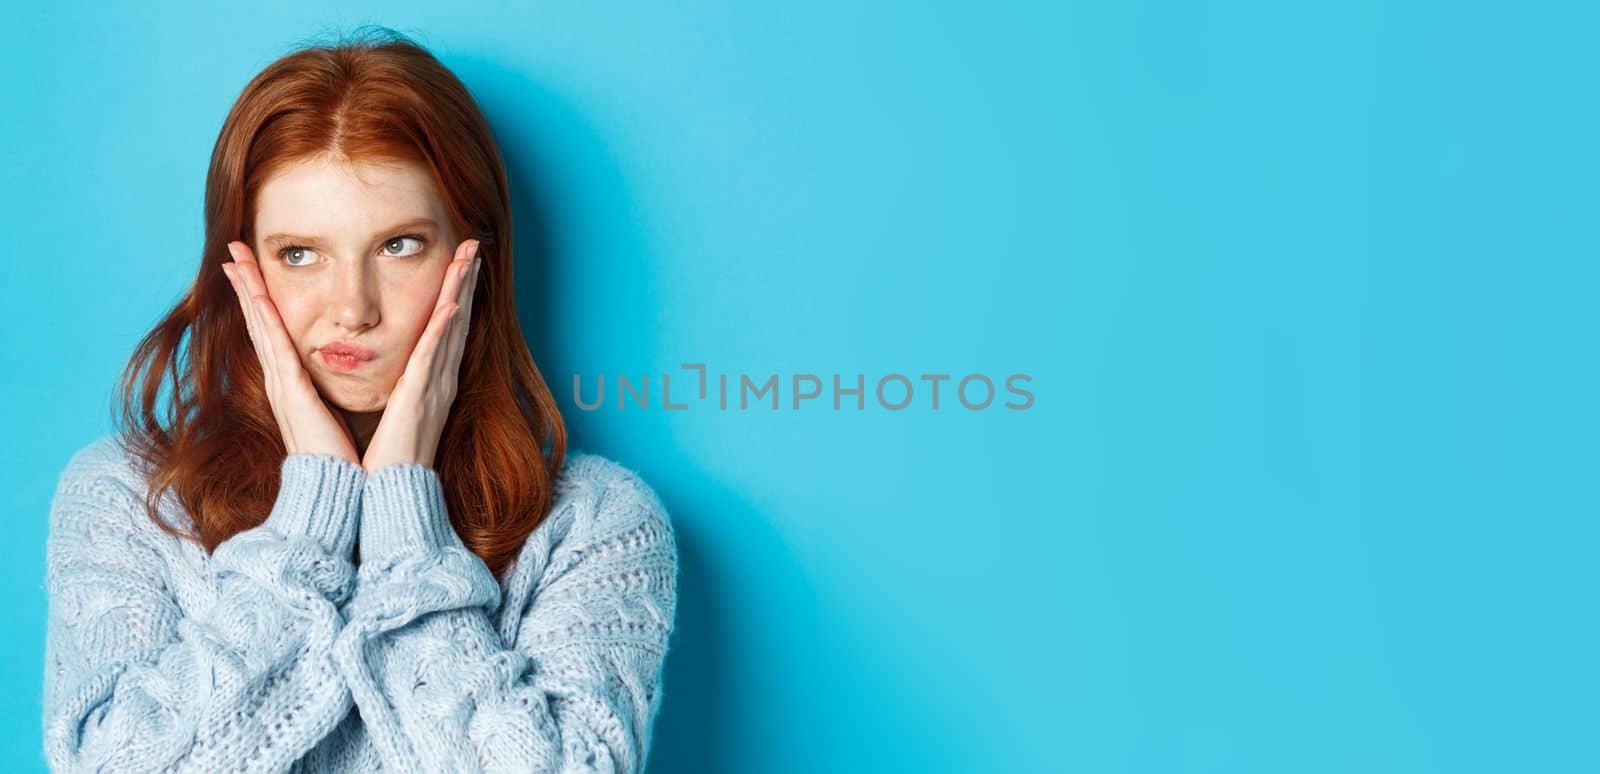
[
  {"xmin": 251, "ymin": 287, "xmax": 306, "ymax": 383},
  {"xmin": 225, "ymin": 244, "xmax": 278, "ymax": 389},
  {"xmin": 433, "ymin": 239, "xmax": 475, "ymax": 316},
  {"xmin": 440, "ymin": 249, "xmax": 481, "ymax": 385},
  {"xmin": 456, "ymin": 241, "xmax": 480, "ymax": 308},
  {"xmin": 427, "ymin": 240, "xmax": 479, "ymax": 387},
  {"xmin": 228, "ymin": 242, "xmax": 302, "ymax": 379},
  {"xmin": 225, "ymin": 244, "xmax": 265, "ymax": 347},
  {"xmin": 396, "ymin": 300, "xmax": 460, "ymax": 401},
  {"xmin": 222, "ymin": 261, "xmax": 271, "ymax": 380},
  {"xmin": 227, "ymin": 262, "xmax": 291, "ymax": 444}
]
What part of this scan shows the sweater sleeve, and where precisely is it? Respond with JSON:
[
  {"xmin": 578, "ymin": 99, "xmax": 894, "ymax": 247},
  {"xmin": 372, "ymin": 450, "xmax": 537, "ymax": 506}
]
[
  {"xmin": 43, "ymin": 445, "xmax": 366, "ymax": 772},
  {"xmin": 331, "ymin": 463, "xmax": 677, "ymax": 774}
]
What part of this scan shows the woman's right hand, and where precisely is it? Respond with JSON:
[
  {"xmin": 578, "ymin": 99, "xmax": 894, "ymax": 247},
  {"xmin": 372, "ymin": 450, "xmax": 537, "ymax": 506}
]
[{"xmin": 222, "ymin": 241, "xmax": 361, "ymax": 465}]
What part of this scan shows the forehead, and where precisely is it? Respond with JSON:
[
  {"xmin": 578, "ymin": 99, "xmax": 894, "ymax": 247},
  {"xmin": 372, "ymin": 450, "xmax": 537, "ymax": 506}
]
[{"xmin": 254, "ymin": 155, "xmax": 447, "ymax": 234}]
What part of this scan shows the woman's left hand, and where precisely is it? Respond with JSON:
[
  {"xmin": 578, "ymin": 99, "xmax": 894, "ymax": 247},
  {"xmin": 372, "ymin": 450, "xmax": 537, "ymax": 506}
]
[{"xmin": 361, "ymin": 238, "xmax": 482, "ymax": 474}]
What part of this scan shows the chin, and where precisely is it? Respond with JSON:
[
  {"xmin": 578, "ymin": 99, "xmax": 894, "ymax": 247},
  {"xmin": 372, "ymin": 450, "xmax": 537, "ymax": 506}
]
[{"xmin": 322, "ymin": 387, "xmax": 390, "ymax": 414}]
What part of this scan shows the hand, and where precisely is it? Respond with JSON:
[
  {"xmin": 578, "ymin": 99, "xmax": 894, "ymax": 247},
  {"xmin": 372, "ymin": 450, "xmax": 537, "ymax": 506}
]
[
  {"xmin": 222, "ymin": 241, "xmax": 361, "ymax": 465},
  {"xmin": 360, "ymin": 239, "xmax": 482, "ymax": 474}
]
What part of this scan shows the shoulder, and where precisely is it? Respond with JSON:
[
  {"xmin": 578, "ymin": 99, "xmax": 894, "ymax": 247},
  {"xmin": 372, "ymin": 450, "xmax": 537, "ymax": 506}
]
[
  {"xmin": 54, "ymin": 433, "xmax": 146, "ymax": 508},
  {"xmin": 506, "ymin": 450, "xmax": 678, "ymax": 647},
  {"xmin": 51, "ymin": 433, "xmax": 182, "ymax": 538},
  {"xmin": 553, "ymin": 451, "xmax": 672, "ymax": 535},
  {"xmin": 502, "ymin": 447, "xmax": 672, "ymax": 585}
]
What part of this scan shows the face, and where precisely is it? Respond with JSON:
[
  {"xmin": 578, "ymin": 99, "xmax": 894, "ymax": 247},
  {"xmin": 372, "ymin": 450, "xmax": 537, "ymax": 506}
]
[{"xmin": 250, "ymin": 154, "xmax": 459, "ymax": 416}]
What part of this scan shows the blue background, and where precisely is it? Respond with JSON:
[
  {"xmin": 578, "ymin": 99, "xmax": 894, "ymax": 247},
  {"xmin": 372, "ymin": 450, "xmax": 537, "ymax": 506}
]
[{"xmin": 3, "ymin": 2, "xmax": 1595, "ymax": 772}]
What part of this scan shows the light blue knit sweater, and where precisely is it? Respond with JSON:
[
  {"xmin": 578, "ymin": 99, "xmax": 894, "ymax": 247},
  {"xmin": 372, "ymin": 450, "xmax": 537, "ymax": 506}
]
[{"xmin": 43, "ymin": 434, "xmax": 678, "ymax": 772}]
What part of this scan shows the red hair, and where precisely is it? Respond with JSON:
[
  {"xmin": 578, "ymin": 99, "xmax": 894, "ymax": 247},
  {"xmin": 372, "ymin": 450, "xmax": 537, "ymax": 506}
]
[{"xmin": 112, "ymin": 27, "xmax": 566, "ymax": 580}]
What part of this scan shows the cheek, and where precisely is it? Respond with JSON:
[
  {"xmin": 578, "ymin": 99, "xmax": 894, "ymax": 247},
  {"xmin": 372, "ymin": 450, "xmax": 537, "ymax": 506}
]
[
  {"xmin": 393, "ymin": 284, "xmax": 444, "ymax": 344},
  {"xmin": 269, "ymin": 296, "xmax": 319, "ymax": 349}
]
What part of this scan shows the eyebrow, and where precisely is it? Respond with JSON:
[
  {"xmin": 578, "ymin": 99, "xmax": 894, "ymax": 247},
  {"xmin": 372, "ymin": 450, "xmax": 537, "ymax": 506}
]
[{"xmin": 260, "ymin": 218, "xmax": 440, "ymax": 245}]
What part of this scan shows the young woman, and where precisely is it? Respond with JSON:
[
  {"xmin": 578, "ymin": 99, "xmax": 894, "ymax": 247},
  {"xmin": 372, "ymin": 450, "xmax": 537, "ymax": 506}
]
[{"xmin": 42, "ymin": 28, "xmax": 677, "ymax": 773}]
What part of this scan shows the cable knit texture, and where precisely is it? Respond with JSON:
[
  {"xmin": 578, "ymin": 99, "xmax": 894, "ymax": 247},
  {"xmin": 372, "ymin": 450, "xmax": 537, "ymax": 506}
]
[{"xmin": 42, "ymin": 434, "xmax": 679, "ymax": 773}]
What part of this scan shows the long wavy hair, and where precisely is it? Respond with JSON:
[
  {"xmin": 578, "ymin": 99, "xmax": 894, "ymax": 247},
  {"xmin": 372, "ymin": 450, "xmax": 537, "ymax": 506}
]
[{"xmin": 112, "ymin": 27, "xmax": 566, "ymax": 580}]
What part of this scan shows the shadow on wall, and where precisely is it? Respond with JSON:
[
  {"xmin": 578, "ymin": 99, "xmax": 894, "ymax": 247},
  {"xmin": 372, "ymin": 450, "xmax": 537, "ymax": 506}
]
[
  {"xmin": 454, "ymin": 53, "xmax": 741, "ymax": 772},
  {"xmin": 457, "ymin": 53, "xmax": 970, "ymax": 773}
]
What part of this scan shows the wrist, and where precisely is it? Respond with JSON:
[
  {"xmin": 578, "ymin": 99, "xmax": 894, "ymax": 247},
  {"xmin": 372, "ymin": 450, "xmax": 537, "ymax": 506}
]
[
  {"xmin": 359, "ymin": 463, "xmax": 463, "ymax": 560},
  {"xmin": 264, "ymin": 452, "xmax": 365, "ymax": 557}
]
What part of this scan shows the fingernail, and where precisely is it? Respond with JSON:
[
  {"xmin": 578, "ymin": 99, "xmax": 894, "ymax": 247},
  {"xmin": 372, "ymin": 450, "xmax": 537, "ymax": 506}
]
[
  {"xmin": 469, "ymin": 240, "xmax": 481, "ymax": 260},
  {"xmin": 225, "ymin": 242, "xmax": 239, "ymax": 261}
]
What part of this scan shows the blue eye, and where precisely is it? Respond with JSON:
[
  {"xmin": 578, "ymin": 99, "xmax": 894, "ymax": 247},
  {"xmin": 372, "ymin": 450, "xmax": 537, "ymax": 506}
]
[
  {"xmin": 279, "ymin": 246, "xmax": 317, "ymax": 267},
  {"xmin": 381, "ymin": 234, "xmax": 427, "ymax": 257}
]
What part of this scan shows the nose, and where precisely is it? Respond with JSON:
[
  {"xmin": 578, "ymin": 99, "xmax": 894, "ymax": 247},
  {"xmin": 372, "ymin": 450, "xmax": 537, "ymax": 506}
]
[{"xmin": 331, "ymin": 257, "xmax": 381, "ymax": 333}]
